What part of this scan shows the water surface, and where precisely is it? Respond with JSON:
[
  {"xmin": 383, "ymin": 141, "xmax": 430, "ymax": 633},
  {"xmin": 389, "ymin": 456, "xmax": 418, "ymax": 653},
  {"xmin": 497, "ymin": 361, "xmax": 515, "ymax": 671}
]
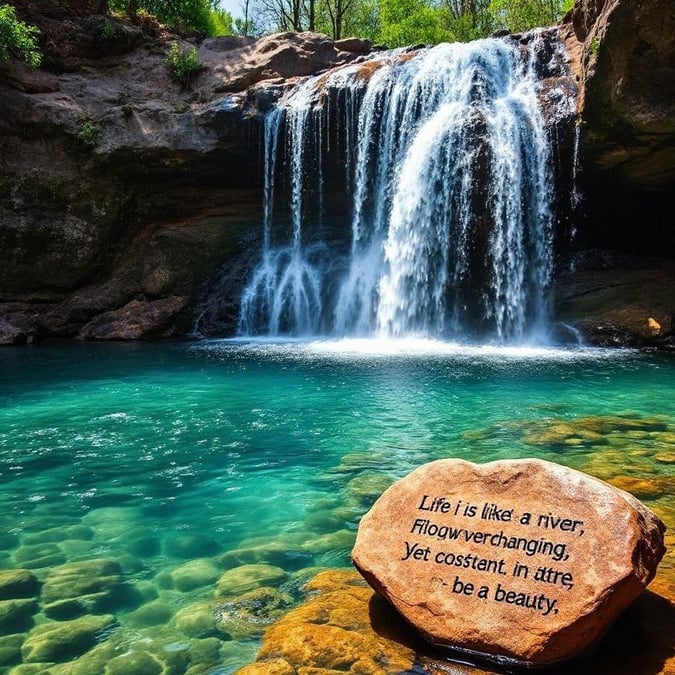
[{"xmin": 0, "ymin": 340, "xmax": 672, "ymax": 673}]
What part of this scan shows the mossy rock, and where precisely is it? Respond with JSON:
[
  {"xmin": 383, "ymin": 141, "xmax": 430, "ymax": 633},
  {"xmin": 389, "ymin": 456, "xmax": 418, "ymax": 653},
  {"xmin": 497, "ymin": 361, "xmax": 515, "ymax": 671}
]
[
  {"xmin": 215, "ymin": 564, "xmax": 288, "ymax": 598},
  {"xmin": 169, "ymin": 558, "xmax": 221, "ymax": 592},
  {"xmin": 163, "ymin": 534, "xmax": 220, "ymax": 559},
  {"xmin": 0, "ymin": 634, "xmax": 25, "ymax": 667},
  {"xmin": 124, "ymin": 600, "xmax": 174, "ymax": 628},
  {"xmin": 21, "ymin": 613, "xmax": 116, "ymax": 663},
  {"xmin": 11, "ymin": 543, "xmax": 66, "ymax": 570},
  {"xmin": 0, "ymin": 570, "xmax": 40, "ymax": 600},
  {"xmin": 0, "ymin": 599, "xmax": 38, "ymax": 633},
  {"xmin": 219, "ymin": 542, "xmax": 312, "ymax": 572},
  {"xmin": 22, "ymin": 525, "xmax": 94, "ymax": 546},
  {"xmin": 344, "ymin": 472, "xmax": 394, "ymax": 507},
  {"xmin": 44, "ymin": 591, "xmax": 113, "ymax": 620},
  {"xmin": 172, "ymin": 601, "xmax": 218, "ymax": 638},
  {"xmin": 42, "ymin": 558, "xmax": 123, "ymax": 605},
  {"xmin": 301, "ymin": 529, "xmax": 355, "ymax": 554},
  {"xmin": 216, "ymin": 586, "xmax": 294, "ymax": 640}
]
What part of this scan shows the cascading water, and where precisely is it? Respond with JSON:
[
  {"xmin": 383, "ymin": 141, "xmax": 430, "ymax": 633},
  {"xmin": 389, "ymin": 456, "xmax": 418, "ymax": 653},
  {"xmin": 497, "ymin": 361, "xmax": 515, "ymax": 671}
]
[{"xmin": 238, "ymin": 29, "xmax": 576, "ymax": 342}]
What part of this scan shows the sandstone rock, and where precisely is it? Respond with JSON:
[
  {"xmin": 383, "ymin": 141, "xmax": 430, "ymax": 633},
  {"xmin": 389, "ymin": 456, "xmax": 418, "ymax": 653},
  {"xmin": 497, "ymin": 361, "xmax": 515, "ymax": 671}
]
[
  {"xmin": 237, "ymin": 569, "xmax": 419, "ymax": 674},
  {"xmin": 0, "ymin": 570, "xmax": 39, "ymax": 600},
  {"xmin": 352, "ymin": 458, "xmax": 666, "ymax": 667},
  {"xmin": 21, "ymin": 614, "xmax": 116, "ymax": 662}
]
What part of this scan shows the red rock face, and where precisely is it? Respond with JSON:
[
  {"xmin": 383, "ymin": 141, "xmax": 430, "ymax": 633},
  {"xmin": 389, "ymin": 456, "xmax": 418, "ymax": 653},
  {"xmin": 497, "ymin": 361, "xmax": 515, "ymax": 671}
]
[{"xmin": 352, "ymin": 458, "xmax": 666, "ymax": 668}]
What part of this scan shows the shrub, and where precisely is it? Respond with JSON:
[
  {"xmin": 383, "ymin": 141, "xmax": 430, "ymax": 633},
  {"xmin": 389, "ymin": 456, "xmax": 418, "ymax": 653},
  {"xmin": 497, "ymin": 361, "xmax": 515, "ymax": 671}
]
[
  {"xmin": 0, "ymin": 3, "xmax": 41, "ymax": 67},
  {"xmin": 76, "ymin": 119, "xmax": 102, "ymax": 148},
  {"xmin": 165, "ymin": 42, "xmax": 201, "ymax": 87}
]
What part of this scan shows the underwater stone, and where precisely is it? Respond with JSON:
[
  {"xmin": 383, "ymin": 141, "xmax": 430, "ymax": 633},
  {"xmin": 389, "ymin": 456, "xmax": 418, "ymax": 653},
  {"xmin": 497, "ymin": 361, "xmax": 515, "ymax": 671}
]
[
  {"xmin": 124, "ymin": 600, "xmax": 174, "ymax": 628},
  {"xmin": 21, "ymin": 613, "xmax": 116, "ymax": 663},
  {"xmin": 164, "ymin": 534, "xmax": 221, "ymax": 559},
  {"xmin": 352, "ymin": 458, "xmax": 666, "ymax": 668},
  {"xmin": 43, "ymin": 591, "xmax": 112, "ymax": 620},
  {"xmin": 0, "ymin": 570, "xmax": 40, "ymax": 600},
  {"xmin": 0, "ymin": 634, "xmax": 24, "ymax": 667},
  {"xmin": 11, "ymin": 543, "xmax": 66, "ymax": 570},
  {"xmin": 172, "ymin": 601, "xmax": 219, "ymax": 638},
  {"xmin": 42, "ymin": 559, "xmax": 123, "ymax": 605},
  {"xmin": 301, "ymin": 529, "xmax": 355, "ymax": 554},
  {"xmin": 0, "ymin": 599, "xmax": 38, "ymax": 633},
  {"xmin": 219, "ymin": 541, "xmax": 312, "ymax": 571},
  {"xmin": 21, "ymin": 525, "xmax": 93, "ymax": 546},
  {"xmin": 215, "ymin": 586, "xmax": 293, "ymax": 640},
  {"xmin": 170, "ymin": 558, "xmax": 221, "ymax": 592},
  {"xmin": 215, "ymin": 564, "xmax": 287, "ymax": 598}
]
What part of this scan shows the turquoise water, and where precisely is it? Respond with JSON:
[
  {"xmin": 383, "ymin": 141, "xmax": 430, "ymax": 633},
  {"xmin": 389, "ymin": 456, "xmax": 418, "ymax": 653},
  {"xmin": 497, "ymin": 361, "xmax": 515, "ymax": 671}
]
[{"xmin": 0, "ymin": 340, "xmax": 673, "ymax": 673}]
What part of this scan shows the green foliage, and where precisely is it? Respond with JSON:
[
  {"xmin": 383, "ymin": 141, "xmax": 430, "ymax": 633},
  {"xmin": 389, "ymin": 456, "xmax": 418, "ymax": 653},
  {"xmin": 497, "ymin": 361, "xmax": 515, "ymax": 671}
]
[
  {"xmin": 377, "ymin": 0, "xmax": 451, "ymax": 47},
  {"xmin": 109, "ymin": 0, "xmax": 232, "ymax": 35},
  {"xmin": 98, "ymin": 19, "xmax": 119, "ymax": 41},
  {"xmin": 0, "ymin": 3, "xmax": 41, "ymax": 67},
  {"xmin": 488, "ymin": 0, "xmax": 569, "ymax": 33},
  {"xmin": 76, "ymin": 120, "xmax": 102, "ymax": 148},
  {"xmin": 207, "ymin": 7, "xmax": 234, "ymax": 35},
  {"xmin": 166, "ymin": 42, "xmax": 201, "ymax": 86},
  {"xmin": 254, "ymin": 0, "xmax": 572, "ymax": 45}
]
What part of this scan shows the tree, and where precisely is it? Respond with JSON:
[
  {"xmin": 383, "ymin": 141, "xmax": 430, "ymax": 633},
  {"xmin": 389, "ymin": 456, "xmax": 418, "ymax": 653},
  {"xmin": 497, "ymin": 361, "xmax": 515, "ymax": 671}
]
[
  {"xmin": 489, "ymin": 0, "xmax": 572, "ymax": 32},
  {"xmin": 324, "ymin": 0, "xmax": 358, "ymax": 39},
  {"xmin": 109, "ymin": 0, "xmax": 233, "ymax": 35},
  {"xmin": 0, "ymin": 3, "xmax": 41, "ymax": 67}
]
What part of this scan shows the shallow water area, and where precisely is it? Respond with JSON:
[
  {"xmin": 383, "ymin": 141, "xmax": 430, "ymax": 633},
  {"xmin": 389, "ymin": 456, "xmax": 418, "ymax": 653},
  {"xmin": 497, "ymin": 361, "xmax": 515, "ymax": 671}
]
[{"xmin": 0, "ymin": 340, "xmax": 673, "ymax": 674}]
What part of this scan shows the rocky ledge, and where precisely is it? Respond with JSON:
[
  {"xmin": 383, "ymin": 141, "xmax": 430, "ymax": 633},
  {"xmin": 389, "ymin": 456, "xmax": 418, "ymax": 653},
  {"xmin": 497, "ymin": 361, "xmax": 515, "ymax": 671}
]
[
  {"xmin": 1, "ymin": 0, "xmax": 673, "ymax": 346},
  {"xmin": 0, "ymin": 6, "xmax": 373, "ymax": 345}
]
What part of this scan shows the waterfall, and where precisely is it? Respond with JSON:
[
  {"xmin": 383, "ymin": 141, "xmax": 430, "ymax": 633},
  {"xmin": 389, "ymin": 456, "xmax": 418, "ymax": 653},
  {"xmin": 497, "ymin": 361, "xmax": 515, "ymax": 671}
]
[{"xmin": 238, "ymin": 30, "xmax": 576, "ymax": 342}]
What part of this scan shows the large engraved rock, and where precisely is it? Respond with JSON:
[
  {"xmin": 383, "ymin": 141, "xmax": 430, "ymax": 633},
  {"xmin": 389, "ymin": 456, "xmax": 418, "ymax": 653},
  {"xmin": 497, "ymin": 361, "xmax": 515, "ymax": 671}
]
[{"xmin": 351, "ymin": 458, "xmax": 665, "ymax": 668}]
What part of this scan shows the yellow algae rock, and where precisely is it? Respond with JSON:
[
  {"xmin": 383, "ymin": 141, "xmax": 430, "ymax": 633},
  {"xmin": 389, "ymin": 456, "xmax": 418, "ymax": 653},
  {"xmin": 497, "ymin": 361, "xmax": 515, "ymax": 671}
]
[
  {"xmin": 236, "ymin": 570, "xmax": 417, "ymax": 675},
  {"xmin": 607, "ymin": 475, "xmax": 670, "ymax": 500}
]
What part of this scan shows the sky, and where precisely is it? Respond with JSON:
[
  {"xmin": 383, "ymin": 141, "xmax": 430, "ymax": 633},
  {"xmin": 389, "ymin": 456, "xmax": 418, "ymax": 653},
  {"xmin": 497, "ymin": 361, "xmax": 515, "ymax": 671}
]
[{"xmin": 217, "ymin": 0, "xmax": 244, "ymax": 20}]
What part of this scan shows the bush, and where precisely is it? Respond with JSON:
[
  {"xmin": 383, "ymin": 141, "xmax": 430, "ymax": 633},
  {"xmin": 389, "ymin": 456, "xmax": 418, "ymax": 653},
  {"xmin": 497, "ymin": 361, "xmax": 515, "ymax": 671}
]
[
  {"xmin": 0, "ymin": 3, "xmax": 41, "ymax": 67},
  {"xmin": 76, "ymin": 119, "xmax": 102, "ymax": 148},
  {"xmin": 165, "ymin": 42, "xmax": 201, "ymax": 87}
]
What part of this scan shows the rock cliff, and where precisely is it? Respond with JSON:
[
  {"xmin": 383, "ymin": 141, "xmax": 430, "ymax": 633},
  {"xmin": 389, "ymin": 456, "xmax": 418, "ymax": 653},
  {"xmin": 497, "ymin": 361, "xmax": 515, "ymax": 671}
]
[
  {"xmin": 0, "ymin": 0, "xmax": 672, "ymax": 346},
  {"xmin": 0, "ymin": 3, "xmax": 373, "ymax": 343}
]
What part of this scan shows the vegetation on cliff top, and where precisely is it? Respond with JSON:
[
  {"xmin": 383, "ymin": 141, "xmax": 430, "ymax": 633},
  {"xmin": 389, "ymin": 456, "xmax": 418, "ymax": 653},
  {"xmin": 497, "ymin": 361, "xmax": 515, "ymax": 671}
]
[
  {"xmin": 239, "ymin": 0, "xmax": 575, "ymax": 44},
  {"xmin": 0, "ymin": 3, "xmax": 41, "ymax": 66},
  {"xmin": 97, "ymin": 0, "xmax": 573, "ymax": 45}
]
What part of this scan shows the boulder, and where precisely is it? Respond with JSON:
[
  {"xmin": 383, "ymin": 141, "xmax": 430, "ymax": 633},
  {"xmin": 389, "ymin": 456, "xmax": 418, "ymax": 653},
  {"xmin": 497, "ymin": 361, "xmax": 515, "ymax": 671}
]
[
  {"xmin": 0, "ymin": 570, "xmax": 39, "ymax": 600},
  {"xmin": 21, "ymin": 614, "xmax": 116, "ymax": 663},
  {"xmin": 351, "ymin": 458, "xmax": 665, "ymax": 668},
  {"xmin": 236, "ymin": 570, "xmax": 419, "ymax": 674}
]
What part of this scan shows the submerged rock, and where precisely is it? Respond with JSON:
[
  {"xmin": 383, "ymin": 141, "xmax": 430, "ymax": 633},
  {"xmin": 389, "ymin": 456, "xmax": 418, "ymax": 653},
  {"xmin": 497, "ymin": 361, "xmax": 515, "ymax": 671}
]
[
  {"xmin": 21, "ymin": 613, "xmax": 116, "ymax": 663},
  {"xmin": 216, "ymin": 586, "xmax": 294, "ymax": 640},
  {"xmin": 215, "ymin": 564, "xmax": 288, "ymax": 598},
  {"xmin": 0, "ymin": 570, "xmax": 40, "ymax": 600},
  {"xmin": 352, "ymin": 458, "xmax": 665, "ymax": 667}
]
